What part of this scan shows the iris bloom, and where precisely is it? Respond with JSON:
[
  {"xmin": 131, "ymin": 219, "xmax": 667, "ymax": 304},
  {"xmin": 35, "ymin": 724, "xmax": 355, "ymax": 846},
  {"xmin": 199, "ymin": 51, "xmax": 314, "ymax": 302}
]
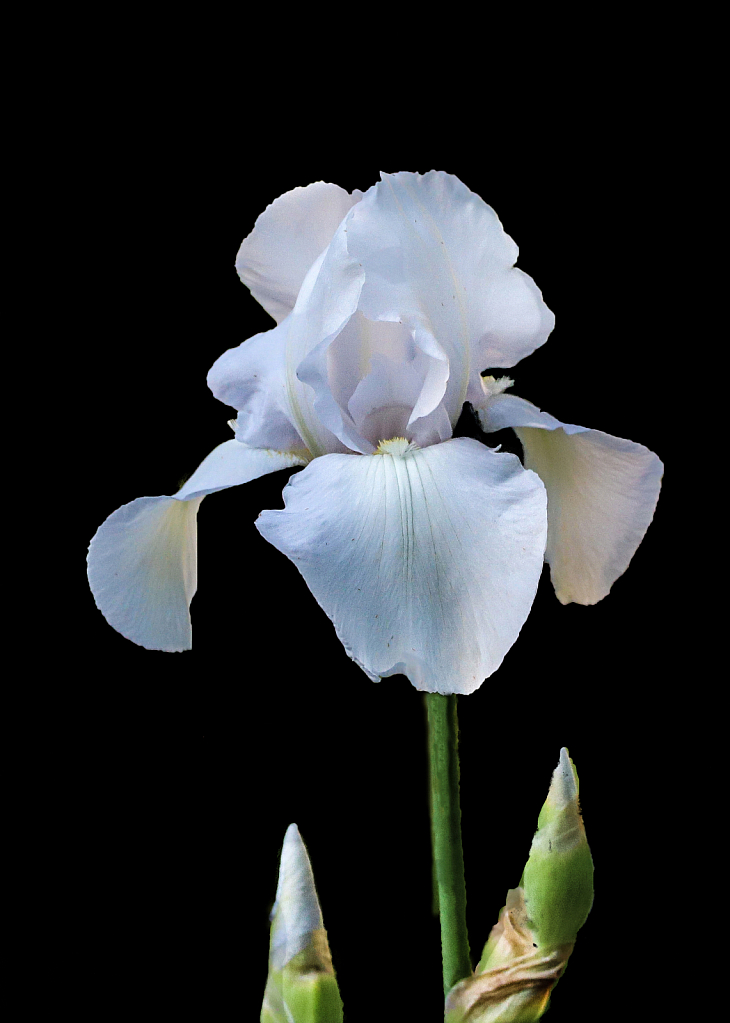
[{"xmin": 87, "ymin": 171, "xmax": 662, "ymax": 693}]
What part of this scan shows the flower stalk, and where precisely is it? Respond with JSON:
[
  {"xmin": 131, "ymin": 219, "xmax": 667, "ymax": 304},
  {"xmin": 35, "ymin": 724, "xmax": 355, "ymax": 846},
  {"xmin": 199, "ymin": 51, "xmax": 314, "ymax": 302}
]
[{"xmin": 425, "ymin": 693, "xmax": 473, "ymax": 995}]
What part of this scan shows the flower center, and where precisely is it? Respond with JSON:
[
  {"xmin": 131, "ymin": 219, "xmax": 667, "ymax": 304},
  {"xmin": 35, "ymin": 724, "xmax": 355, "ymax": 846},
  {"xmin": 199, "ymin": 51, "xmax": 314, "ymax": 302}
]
[{"xmin": 376, "ymin": 437, "xmax": 414, "ymax": 456}]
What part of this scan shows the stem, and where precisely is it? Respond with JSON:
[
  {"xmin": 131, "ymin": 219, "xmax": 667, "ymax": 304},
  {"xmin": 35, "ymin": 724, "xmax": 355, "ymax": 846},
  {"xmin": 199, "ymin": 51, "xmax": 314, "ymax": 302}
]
[{"xmin": 424, "ymin": 693, "xmax": 472, "ymax": 996}]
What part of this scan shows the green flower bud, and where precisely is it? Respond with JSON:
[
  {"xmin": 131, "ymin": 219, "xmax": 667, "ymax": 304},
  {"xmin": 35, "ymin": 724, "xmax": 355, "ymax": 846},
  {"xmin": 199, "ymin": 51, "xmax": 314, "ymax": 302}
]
[
  {"xmin": 261, "ymin": 824, "xmax": 343, "ymax": 1023},
  {"xmin": 520, "ymin": 746, "xmax": 594, "ymax": 950},
  {"xmin": 445, "ymin": 749, "xmax": 593, "ymax": 1022}
]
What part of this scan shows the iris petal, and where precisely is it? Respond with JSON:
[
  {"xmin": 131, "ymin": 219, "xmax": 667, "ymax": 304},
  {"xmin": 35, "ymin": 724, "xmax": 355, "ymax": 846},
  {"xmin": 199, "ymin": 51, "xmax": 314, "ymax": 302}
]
[
  {"xmin": 215, "ymin": 172, "xmax": 555, "ymax": 458},
  {"xmin": 207, "ymin": 317, "xmax": 306, "ymax": 451},
  {"xmin": 256, "ymin": 438, "xmax": 547, "ymax": 694},
  {"xmin": 88, "ymin": 441, "xmax": 308, "ymax": 650},
  {"xmin": 478, "ymin": 393, "xmax": 663, "ymax": 604},
  {"xmin": 236, "ymin": 182, "xmax": 362, "ymax": 324},
  {"xmin": 347, "ymin": 171, "xmax": 555, "ymax": 422}
]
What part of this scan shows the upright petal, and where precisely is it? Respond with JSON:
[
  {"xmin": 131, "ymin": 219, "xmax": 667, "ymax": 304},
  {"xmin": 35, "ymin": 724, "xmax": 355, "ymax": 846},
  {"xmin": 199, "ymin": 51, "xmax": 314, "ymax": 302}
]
[
  {"xmin": 207, "ymin": 317, "xmax": 308, "ymax": 452},
  {"xmin": 346, "ymin": 171, "xmax": 555, "ymax": 423},
  {"xmin": 285, "ymin": 225, "xmax": 369, "ymax": 456},
  {"xmin": 236, "ymin": 182, "xmax": 363, "ymax": 324},
  {"xmin": 256, "ymin": 437, "xmax": 547, "ymax": 694},
  {"xmin": 88, "ymin": 441, "xmax": 308, "ymax": 650},
  {"xmin": 283, "ymin": 172, "xmax": 554, "ymax": 457},
  {"xmin": 477, "ymin": 392, "xmax": 663, "ymax": 604}
]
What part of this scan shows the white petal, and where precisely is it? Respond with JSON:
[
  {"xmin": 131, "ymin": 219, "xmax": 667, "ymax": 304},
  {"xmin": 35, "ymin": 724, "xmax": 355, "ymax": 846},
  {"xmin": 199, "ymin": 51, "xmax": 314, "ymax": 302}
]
[
  {"xmin": 345, "ymin": 348, "xmax": 452, "ymax": 448},
  {"xmin": 270, "ymin": 824, "xmax": 324, "ymax": 970},
  {"xmin": 87, "ymin": 495, "xmax": 201, "ymax": 652},
  {"xmin": 256, "ymin": 438, "xmax": 547, "ymax": 694},
  {"xmin": 174, "ymin": 440, "xmax": 310, "ymax": 500},
  {"xmin": 236, "ymin": 182, "xmax": 362, "ymax": 324},
  {"xmin": 207, "ymin": 317, "xmax": 308, "ymax": 451},
  {"xmin": 282, "ymin": 172, "xmax": 553, "ymax": 456},
  {"xmin": 290, "ymin": 240, "xmax": 452, "ymax": 454},
  {"xmin": 286, "ymin": 227, "xmax": 370, "ymax": 455},
  {"xmin": 477, "ymin": 391, "xmax": 563, "ymax": 434},
  {"xmin": 346, "ymin": 171, "xmax": 555, "ymax": 422},
  {"xmin": 88, "ymin": 441, "xmax": 308, "ymax": 650},
  {"xmin": 477, "ymin": 393, "xmax": 663, "ymax": 604}
]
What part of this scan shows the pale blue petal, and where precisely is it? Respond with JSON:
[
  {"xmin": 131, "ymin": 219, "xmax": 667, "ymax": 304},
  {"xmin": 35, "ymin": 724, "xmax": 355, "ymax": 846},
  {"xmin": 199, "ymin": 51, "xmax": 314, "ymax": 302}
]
[
  {"xmin": 236, "ymin": 182, "xmax": 362, "ymax": 324},
  {"xmin": 87, "ymin": 495, "xmax": 201, "ymax": 652},
  {"xmin": 257, "ymin": 438, "xmax": 547, "ymax": 694},
  {"xmin": 88, "ymin": 441, "xmax": 308, "ymax": 650},
  {"xmin": 478, "ymin": 393, "xmax": 663, "ymax": 604},
  {"xmin": 281, "ymin": 172, "xmax": 554, "ymax": 456},
  {"xmin": 207, "ymin": 318, "xmax": 306, "ymax": 452},
  {"xmin": 347, "ymin": 171, "xmax": 555, "ymax": 422}
]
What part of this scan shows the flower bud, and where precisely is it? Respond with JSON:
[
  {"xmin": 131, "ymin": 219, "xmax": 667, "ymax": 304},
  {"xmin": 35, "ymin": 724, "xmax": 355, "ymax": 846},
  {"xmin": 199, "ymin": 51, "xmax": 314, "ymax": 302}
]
[
  {"xmin": 445, "ymin": 749, "xmax": 593, "ymax": 1022},
  {"xmin": 520, "ymin": 746, "xmax": 594, "ymax": 950},
  {"xmin": 260, "ymin": 824, "xmax": 343, "ymax": 1023}
]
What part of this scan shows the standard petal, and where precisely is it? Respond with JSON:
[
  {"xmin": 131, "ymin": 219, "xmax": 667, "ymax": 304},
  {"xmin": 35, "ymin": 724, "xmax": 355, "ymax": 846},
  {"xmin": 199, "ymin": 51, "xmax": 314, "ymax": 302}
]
[
  {"xmin": 88, "ymin": 441, "xmax": 308, "ymax": 650},
  {"xmin": 346, "ymin": 171, "xmax": 555, "ymax": 423},
  {"xmin": 236, "ymin": 182, "xmax": 363, "ymax": 324},
  {"xmin": 256, "ymin": 437, "xmax": 547, "ymax": 694},
  {"xmin": 477, "ymin": 393, "xmax": 664, "ymax": 604},
  {"xmin": 346, "ymin": 348, "xmax": 453, "ymax": 449},
  {"xmin": 285, "ymin": 226, "xmax": 369, "ymax": 456},
  {"xmin": 207, "ymin": 317, "xmax": 307, "ymax": 451},
  {"xmin": 282, "ymin": 172, "xmax": 553, "ymax": 457}
]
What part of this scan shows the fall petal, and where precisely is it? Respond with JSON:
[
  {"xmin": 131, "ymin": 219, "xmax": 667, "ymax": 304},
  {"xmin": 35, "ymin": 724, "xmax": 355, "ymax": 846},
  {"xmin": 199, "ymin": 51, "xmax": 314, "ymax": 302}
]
[
  {"xmin": 256, "ymin": 437, "xmax": 547, "ymax": 694},
  {"xmin": 174, "ymin": 440, "xmax": 309, "ymax": 500},
  {"xmin": 88, "ymin": 441, "xmax": 308, "ymax": 650},
  {"xmin": 478, "ymin": 393, "xmax": 663, "ymax": 604}
]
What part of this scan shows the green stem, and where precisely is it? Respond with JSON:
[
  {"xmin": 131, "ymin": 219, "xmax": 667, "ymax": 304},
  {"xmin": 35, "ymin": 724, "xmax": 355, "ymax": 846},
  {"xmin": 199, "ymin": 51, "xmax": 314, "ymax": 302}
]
[{"xmin": 424, "ymin": 693, "xmax": 472, "ymax": 996}]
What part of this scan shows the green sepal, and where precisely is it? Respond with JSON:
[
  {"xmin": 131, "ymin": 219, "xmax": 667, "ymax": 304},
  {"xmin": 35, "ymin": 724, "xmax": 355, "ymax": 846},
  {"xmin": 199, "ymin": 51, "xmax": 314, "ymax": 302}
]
[
  {"xmin": 262, "ymin": 945, "xmax": 344, "ymax": 1023},
  {"xmin": 282, "ymin": 966, "xmax": 344, "ymax": 1023},
  {"xmin": 262, "ymin": 958, "xmax": 343, "ymax": 1023}
]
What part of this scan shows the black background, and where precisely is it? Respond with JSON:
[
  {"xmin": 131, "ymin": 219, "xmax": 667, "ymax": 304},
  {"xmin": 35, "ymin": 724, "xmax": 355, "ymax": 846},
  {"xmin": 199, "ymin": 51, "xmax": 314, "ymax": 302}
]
[{"xmin": 65, "ymin": 54, "xmax": 676, "ymax": 1022}]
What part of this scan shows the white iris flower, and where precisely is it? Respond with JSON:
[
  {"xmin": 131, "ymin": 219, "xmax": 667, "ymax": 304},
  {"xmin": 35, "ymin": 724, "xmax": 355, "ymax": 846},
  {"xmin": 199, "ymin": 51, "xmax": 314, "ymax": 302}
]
[{"xmin": 87, "ymin": 171, "xmax": 662, "ymax": 694}]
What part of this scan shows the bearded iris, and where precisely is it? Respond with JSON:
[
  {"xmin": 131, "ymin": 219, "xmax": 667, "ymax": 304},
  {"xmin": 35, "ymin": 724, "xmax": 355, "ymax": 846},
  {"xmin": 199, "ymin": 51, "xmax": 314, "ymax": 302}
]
[{"xmin": 87, "ymin": 171, "xmax": 662, "ymax": 694}]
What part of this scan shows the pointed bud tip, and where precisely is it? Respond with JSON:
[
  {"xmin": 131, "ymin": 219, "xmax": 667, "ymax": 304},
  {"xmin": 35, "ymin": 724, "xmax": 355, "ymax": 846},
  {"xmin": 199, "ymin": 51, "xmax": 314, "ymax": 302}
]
[
  {"xmin": 271, "ymin": 824, "xmax": 324, "ymax": 969},
  {"xmin": 535, "ymin": 748, "xmax": 585, "ymax": 847},
  {"xmin": 547, "ymin": 747, "xmax": 579, "ymax": 811},
  {"xmin": 283, "ymin": 822, "xmax": 302, "ymax": 847}
]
